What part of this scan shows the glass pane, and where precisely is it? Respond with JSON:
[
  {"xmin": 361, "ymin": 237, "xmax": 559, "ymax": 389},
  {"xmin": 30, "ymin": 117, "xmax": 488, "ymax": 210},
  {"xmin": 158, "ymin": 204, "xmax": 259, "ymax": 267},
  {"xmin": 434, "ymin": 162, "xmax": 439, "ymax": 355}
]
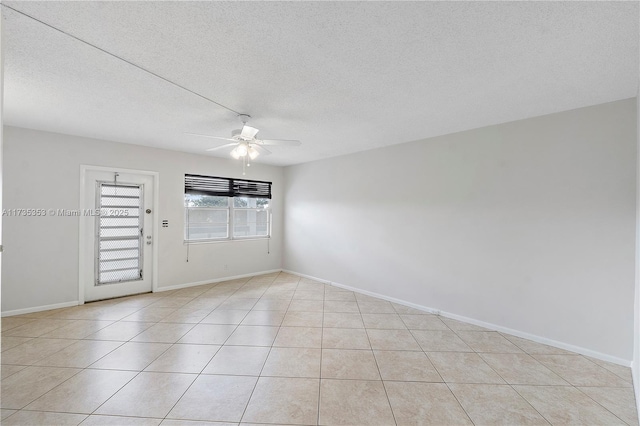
[
  {"xmin": 233, "ymin": 209, "xmax": 269, "ymax": 237},
  {"xmin": 185, "ymin": 208, "xmax": 229, "ymax": 240},
  {"xmin": 234, "ymin": 197, "xmax": 269, "ymax": 209},
  {"xmin": 185, "ymin": 194, "xmax": 229, "ymax": 207}
]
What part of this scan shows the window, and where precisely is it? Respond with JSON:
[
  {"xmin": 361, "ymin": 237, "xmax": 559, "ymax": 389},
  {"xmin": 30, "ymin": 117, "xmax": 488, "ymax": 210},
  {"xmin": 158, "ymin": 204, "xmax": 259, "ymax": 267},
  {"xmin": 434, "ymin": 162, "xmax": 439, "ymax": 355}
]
[{"xmin": 184, "ymin": 174, "xmax": 271, "ymax": 241}]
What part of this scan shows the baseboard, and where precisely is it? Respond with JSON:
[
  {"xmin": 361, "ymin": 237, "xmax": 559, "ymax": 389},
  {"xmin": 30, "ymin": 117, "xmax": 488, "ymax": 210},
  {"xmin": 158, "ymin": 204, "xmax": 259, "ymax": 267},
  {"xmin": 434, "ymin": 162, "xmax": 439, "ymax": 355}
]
[
  {"xmin": 156, "ymin": 269, "xmax": 283, "ymax": 292},
  {"xmin": 283, "ymin": 269, "xmax": 632, "ymax": 367},
  {"xmin": 1, "ymin": 300, "xmax": 79, "ymax": 317},
  {"xmin": 633, "ymin": 365, "xmax": 639, "ymax": 422}
]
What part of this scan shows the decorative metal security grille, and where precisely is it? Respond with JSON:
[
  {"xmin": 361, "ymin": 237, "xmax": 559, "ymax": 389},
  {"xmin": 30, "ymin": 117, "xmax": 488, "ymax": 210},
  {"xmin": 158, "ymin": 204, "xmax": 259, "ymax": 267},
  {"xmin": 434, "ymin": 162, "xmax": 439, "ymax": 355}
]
[{"xmin": 96, "ymin": 183, "xmax": 143, "ymax": 285}]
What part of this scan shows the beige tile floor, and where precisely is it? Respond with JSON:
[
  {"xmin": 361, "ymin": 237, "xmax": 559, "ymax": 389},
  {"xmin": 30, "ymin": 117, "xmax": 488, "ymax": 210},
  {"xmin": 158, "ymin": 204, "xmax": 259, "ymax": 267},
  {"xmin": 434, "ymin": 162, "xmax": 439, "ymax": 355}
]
[{"xmin": 1, "ymin": 272, "xmax": 638, "ymax": 425}]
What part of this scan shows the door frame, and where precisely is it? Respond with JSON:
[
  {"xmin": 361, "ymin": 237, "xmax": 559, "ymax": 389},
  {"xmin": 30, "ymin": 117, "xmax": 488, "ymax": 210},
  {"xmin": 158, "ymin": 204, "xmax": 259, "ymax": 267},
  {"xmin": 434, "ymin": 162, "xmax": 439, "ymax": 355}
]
[{"xmin": 78, "ymin": 165, "xmax": 160, "ymax": 304}]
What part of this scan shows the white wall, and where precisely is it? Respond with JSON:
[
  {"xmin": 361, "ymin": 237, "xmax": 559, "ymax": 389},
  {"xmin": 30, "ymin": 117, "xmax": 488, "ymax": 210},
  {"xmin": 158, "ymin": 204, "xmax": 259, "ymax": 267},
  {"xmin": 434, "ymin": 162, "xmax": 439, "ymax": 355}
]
[
  {"xmin": 284, "ymin": 98, "xmax": 637, "ymax": 362},
  {"xmin": 2, "ymin": 126, "xmax": 283, "ymax": 313}
]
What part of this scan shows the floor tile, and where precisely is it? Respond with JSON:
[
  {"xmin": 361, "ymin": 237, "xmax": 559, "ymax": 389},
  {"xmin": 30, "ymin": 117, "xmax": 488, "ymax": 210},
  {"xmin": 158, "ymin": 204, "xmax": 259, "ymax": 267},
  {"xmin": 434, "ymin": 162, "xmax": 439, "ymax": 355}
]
[
  {"xmin": 26, "ymin": 369, "xmax": 136, "ymax": 413},
  {"xmin": 515, "ymin": 385, "xmax": 627, "ymax": 425},
  {"xmin": 411, "ymin": 330, "xmax": 472, "ymax": 352},
  {"xmin": 1, "ymin": 364, "xmax": 26, "ymax": 379},
  {"xmin": 357, "ymin": 300, "xmax": 396, "ymax": 314},
  {"xmin": 262, "ymin": 347, "xmax": 321, "ymax": 378},
  {"xmin": 85, "ymin": 321, "xmax": 154, "ymax": 341},
  {"xmin": 287, "ymin": 299, "xmax": 324, "ymax": 312},
  {"xmin": 367, "ymin": 329, "xmax": 421, "ymax": 350},
  {"xmin": 361, "ymin": 313, "xmax": 407, "ymax": 329},
  {"xmin": 2, "ymin": 272, "xmax": 638, "ymax": 425},
  {"xmin": 243, "ymin": 377, "xmax": 319, "ymax": 425},
  {"xmin": 1, "ymin": 366, "xmax": 81, "ymax": 409},
  {"xmin": 200, "ymin": 310, "xmax": 249, "ymax": 325},
  {"xmin": 178, "ymin": 324, "xmax": 237, "ymax": 344},
  {"xmin": 480, "ymin": 353, "xmax": 568, "ymax": 385},
  {"xmin": 145, "ymin": 344, "xmax": 220, "ymax": 373},
  {"xmin": 273, "ymin": 326, "xmax": 322, "ymax": 348},
  {"xmin": 163, "ymin": 420, "xmax": 234, "ymax": 426},
  {"xmin": 450, "ymin": 383, "xmax": 550, "ymax": 425},
  {"xmin": 2, "ymin": 319, "xmax": 75, "ymax": 337},
  {"xmin": 1, "ymin": 317, "xmax": 35, "ymax": 332},
  {"xmin": 578, "ymin": 386, "xmax": 639, "ymax": 426},
  {"xmin": 322, "ymin": 328, "xmax": 371, "ymax": 349},
  {"xmin": 293, "ymin": 290, "xmax": 325, "ymax": 300},
  {"xmin": 225, "ymin": 325, "xmax": 279, "ymax": 346},
  {"xmin": 131, "ymin": 323, "xmax": 195, "ymax": 343},
  {"xmin": 40, "ymin": 320, "xmax": 114, "ymax": 339},
  {"xmin": 385, "ymin": 381, "xmax": 472, "ymax": 425},
  {"xmin": 180, "ymin": 298, "xmax": 224, "ymax": 311},
  {"xmin": 282, "ymin": 311, "xmax": 323, "ymax": 327},
  {"xmin": 149, "ymin": 297, "xmax": 194, "ymax": 308},
  {"xmin": 374, "ymin": 350, "xmax": 441, "ymax": 382},
  {"xmin": 252, "ymin": 299, "xmax": 292, "ymax": 311},
  {"xmin": 241, "ymin": 310, "xmax": 286, "ymax": 326},
  {"xmin": 324, "ymin": 300, "xmax": 360, "ymax": 313},
  {"xmin": 202, "ymin": 345, "xmax": 270, "ymax": 376},
  {"xmin": 534, "ymin": 354, "xmax": 632, "ymax": 387},
  {"xmin": 321, "ymin": 349, "xmax": 380, "ymax": 380},
  {"xmin": 81, "ymin": 415, "xmax": 162, "ymax": 425},
  {"xmin": 34, "ymin": 340, "xmax": 122, "ymax": 368},
  {"xmin": 323, "ymin": 312, "xmax": 364, "ymax": 328},
  {"xmin": 391, "ymin": 303, "xmax": 428, "ymax": 315},
  {"xmin": 324, "ymin": 291, "xmax": 356, "ymax": 301},
  {"xmin": 456, "ymin": 331, "xmax": 524, "ymax": 353},
  {"xmin": 1, "ymin": 410, "xmax": 87, "ymax": 425},
  {"xmin": 1, "ymin": 338, "xmax": 78, "ymax": 365},
  {"xmin": 159, "ymin": 308, "xmax": 212, "ymax": 324},
  {"xmin": 400, "ymin": 314, "xmax": 449, "ymax": 330},
  {"xmin": 501, "ymin": 334, "xmax": 573, "ymax": 355},
  {"xmin": 588, "ymin": 357, "xmax": 634, "ymax": 383},
  {"xmin": 90, "ymin": 341, "xmax": 171, "ymax": 371},
  {"xmin": 1, "ymin": 336, "xmax": 33, "ymax": 352},
  {"xmin": 319, "ymin": 379, "xmax": 395, "ymax": 425},
  {"xmin": 441, "ymin": 317, "xmax": 490, "ymax": 332},
  {"xmin": 168, "ymin": 375, "xmax": 257, "ymax": 422},
  {"xmin": 95, "ymin": 372, "xmax": 196, "ymax": 418},
  {"xmin": 217, "ymin": 298, "xmax": 258, "ymax": 310},
  {"xmin": 0, "ymin": 410, "xmax": 17, "ymax": 420},
  {"xmin": 427, "ymin": 352, "xmax": 506, "ymax": 384},
  {"xmin": 123, "ymin": 307, "xmax": 177, "ymax": 322}
]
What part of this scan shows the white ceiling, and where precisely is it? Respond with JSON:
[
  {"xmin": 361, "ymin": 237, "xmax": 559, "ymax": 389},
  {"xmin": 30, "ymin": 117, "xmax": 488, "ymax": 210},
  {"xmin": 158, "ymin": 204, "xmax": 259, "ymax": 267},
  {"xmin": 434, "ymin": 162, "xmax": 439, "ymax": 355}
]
[{"xmin": 3, "ymin": 1, "xmax": 639, "ymax": 166}]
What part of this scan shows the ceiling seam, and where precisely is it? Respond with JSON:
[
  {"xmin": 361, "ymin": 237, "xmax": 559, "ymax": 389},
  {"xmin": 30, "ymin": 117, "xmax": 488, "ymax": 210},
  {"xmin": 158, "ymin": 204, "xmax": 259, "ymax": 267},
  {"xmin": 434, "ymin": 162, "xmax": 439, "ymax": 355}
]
[{"xmin": 1, "ymin": 3, "xmax": 244, "ymax": 116}]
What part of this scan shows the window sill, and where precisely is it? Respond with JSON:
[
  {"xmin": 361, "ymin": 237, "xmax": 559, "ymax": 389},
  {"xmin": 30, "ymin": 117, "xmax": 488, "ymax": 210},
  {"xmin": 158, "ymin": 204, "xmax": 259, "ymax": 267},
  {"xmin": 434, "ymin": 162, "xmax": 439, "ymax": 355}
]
[{"xmin": 183, "ymin": 237, "xmax": 270, "ymax": 245}]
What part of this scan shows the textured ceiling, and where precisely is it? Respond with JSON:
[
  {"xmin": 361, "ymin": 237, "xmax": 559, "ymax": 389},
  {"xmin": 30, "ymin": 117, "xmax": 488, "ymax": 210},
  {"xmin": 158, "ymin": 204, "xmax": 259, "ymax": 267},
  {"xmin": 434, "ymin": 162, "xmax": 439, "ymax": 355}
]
[{"xmin": 3, "ymin": 1, "xmax": 639, "ymax": 166}]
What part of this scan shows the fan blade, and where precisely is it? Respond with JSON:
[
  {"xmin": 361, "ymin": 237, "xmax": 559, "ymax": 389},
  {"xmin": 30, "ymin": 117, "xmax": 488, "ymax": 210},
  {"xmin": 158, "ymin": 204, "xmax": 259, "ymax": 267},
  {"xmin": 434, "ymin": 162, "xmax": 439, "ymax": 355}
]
[
  {"xmin": 185, "ymin": 132, "xmax": 236, "ymax": 142},
  {"xmin": 240, "ymin": 125, "xmax": 259, "ymax": 139},
  {"xmin": 205, "ymin": 143, "xmax": 237, "ymax": 152},
  {"xmin": 259, "ymin": 139, "xmax": 301, "ymax": 146},
  {"xmin": 252, "ymin": 144, "xmax": 272, "ymax": 156}
]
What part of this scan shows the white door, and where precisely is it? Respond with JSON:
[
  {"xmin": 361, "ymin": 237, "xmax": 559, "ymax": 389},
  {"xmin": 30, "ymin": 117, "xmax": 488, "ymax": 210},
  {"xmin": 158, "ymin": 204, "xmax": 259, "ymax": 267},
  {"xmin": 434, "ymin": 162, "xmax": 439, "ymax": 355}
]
[{"xmin": 82, "ymin": 170, "xmax": 154, "ymax": 302}]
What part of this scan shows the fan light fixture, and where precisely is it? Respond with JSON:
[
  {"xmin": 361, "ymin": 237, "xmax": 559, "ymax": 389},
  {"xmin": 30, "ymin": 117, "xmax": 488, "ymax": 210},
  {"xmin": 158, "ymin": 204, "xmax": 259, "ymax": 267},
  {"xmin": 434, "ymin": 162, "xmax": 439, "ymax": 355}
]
[{"xmin": 187, "ymin": 113, "xmax": 301, "ymax": 175}]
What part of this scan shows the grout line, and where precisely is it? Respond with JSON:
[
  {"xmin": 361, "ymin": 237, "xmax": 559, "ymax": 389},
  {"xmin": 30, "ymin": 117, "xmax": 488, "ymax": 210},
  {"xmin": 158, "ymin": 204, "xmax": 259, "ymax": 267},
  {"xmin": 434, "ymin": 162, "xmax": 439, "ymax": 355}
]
[{"xmin": 357, "ymin": 295, "xmax": 398, "ymax": 426}]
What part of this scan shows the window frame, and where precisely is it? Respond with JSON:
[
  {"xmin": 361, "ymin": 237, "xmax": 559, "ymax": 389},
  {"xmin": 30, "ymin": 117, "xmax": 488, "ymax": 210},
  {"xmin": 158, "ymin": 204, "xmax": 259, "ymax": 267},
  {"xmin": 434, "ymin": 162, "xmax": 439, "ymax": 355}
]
[{"xmin": 184, "ymin": 175, "xmax": 272, "ymax": 243}]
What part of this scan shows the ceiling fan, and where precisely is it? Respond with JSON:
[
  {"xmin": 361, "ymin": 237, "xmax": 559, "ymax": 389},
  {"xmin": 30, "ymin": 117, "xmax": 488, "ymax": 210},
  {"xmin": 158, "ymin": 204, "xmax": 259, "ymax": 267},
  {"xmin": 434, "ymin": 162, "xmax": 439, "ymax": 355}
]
[{"xmin": 186, "ymin": 114, "xmax": 301, "ymax": 173}]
